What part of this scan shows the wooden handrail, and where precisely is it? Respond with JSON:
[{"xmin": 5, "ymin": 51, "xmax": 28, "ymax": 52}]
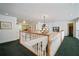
[
  {"xmin": 20, "ymin": 30, "xmax": 64, "ymax": 56},
  {"xmin": 20, "ymin": 31, "xmax": 48, "ymax": 56}
]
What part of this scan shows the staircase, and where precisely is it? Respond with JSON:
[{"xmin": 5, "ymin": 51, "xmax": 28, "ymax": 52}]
[
  {"xmin": 19, "ymin": 31, "xmax": 64, "ymax": 56},
  {"xmin": 19, "ymin": 31, "xmax": 48, "ymax": 56}
]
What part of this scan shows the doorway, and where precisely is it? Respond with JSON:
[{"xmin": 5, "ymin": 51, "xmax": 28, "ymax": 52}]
[{"xmin": 68, "ymin": 23, "xmax": 73, "ymax": 36}]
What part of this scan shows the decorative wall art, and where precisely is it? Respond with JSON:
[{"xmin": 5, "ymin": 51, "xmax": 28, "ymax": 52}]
[
  {"xmin": 0, "ymin": 21, "xmax": 12, "ymax": 29},
  {"xmin": 52, "ymin": 27, "xmax": 60, "ymax": 32}
]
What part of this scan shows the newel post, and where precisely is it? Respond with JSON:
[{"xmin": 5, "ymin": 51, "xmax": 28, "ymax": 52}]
[{"xmin": 47, "ymin": 35, "xmax": 51, "ymax": 56}]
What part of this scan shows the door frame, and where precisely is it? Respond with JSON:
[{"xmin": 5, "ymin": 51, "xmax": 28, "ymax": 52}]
[{"xmin": 68, "ymin": 23, "xmax": 73, "ymax": 36}]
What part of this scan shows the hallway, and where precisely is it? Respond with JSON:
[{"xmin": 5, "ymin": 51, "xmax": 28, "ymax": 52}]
[
  {"xmin": 0, "ymin": 36, "xmax": 79, "ymax": 56},
  {"xmin": 56, "ymin": 36, "xmax": 79, "ymax": 56}
]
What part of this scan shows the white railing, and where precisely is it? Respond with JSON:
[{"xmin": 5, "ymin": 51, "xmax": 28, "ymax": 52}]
[
  {"xmin": 19, "ymin": 31, "xmax": 48, "ymax": 56},
  {"xmin": 76, "ymin": 30, "xmax": 79, "ymax": 39},
  {"xmin": 19, "ymin": 31, "xmax": 64, "ymax": 56},
  {"xmin": 48, "ymin": 31, "xmax": 64, "ymax": 56}
]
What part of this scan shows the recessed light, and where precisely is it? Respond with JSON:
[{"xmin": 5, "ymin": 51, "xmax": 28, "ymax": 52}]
[
  {"xmin": 22, "ymin": 20, "xmax": 26, "ymax": 24},
  {"xmin": 5, "ymin": 13, "xmax": 8, "ymax": 15}
]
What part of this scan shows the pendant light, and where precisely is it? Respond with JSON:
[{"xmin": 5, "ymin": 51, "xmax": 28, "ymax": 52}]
[{"xmin": 42, "ymin": 15, "xmax": 46, "ymax": 28}]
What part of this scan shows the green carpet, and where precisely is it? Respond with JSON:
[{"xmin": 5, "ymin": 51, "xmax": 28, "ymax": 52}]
[
  {"xmin": 0, "ymin": 40, "xmax": 36, "ymax": 56},
  {"xmin": 0, "ymin": 36, "xmax": 79, "ymax": 56},
  {"xmin": 55, "ymin": 36, "xmax": 79, "ymax": 56}
]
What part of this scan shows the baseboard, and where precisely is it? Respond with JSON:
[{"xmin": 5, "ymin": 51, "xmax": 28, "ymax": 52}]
[{"xmin": 0, "ymin": 39, "xmax": 19, "ymax": 45}]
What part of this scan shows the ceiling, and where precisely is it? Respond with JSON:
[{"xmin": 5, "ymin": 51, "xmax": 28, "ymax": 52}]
[{"xmin": 0, "ymin": 3, "xmax": 79, "ymax": 22}]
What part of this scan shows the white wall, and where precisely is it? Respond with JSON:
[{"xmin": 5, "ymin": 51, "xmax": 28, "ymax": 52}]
[
  {"xmin": 36, "ymin": 22, "xmax": 43, "ymax": 31},
  {"xmin": 47, "ymin": 21, "xmax": 68, "ymax": 36},
  {"xmin": 76, "ymin": 19, "xmax": 79, "ymax": 39},
  {"xmin": 36, "ymin": 21, "xmax": 68, "ymax": 36},
  {"xmin": 48, "ymin": 20, "xmax": 76, "ymax": 36},
  {"xmin": 0, "ymin": 14, "xmax": 19, "ymax": 43},
  {"xmin": 36, "ymin": 20, "xmax": 76, "ymax": 36}
]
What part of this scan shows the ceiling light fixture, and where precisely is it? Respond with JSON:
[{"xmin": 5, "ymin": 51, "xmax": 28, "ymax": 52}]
[
  {"xmin": 5, "ymin": 13, "xmax": 8, "ymax": 15},
  {"xmin": 23, "ymin": 20, "xmax": 26, "ymax": 24}
]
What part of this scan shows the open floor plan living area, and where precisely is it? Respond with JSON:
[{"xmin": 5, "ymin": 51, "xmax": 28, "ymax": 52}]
[{"xmin": 0, "ymin": 3, "xmax": 79, "ymax": 56}]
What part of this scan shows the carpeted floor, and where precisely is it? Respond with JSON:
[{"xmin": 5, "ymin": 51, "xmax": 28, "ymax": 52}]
[
  {"xmin": 0, "ymin": 40, "xmax": 36, "ymax": 56},
  {"xmin": 55, "ymin": 36, "xmax": 79, "ymax": 56},
  {"xmin": 0, "ymin": 36, "xmax": 79, "ymax": 56}
]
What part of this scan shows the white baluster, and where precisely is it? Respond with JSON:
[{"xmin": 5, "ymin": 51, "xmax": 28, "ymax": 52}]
[
  {"xmin": 45, "ymin": 48, "xmax": 46, "ymax": 56},
  {"xmin": 37, "ymin": 43, "xmax": 39, "ymax": 55},
  {"xmin": 39, "ymin": 42, "xmax": 41, "ymax": 56},
  {"xmin": 41, "ymin": 42, "xmax": 43, "ymax": 56},
  {"xmin": 38, "ymin": 43, "xmax": 40, "ymax": 56}
]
